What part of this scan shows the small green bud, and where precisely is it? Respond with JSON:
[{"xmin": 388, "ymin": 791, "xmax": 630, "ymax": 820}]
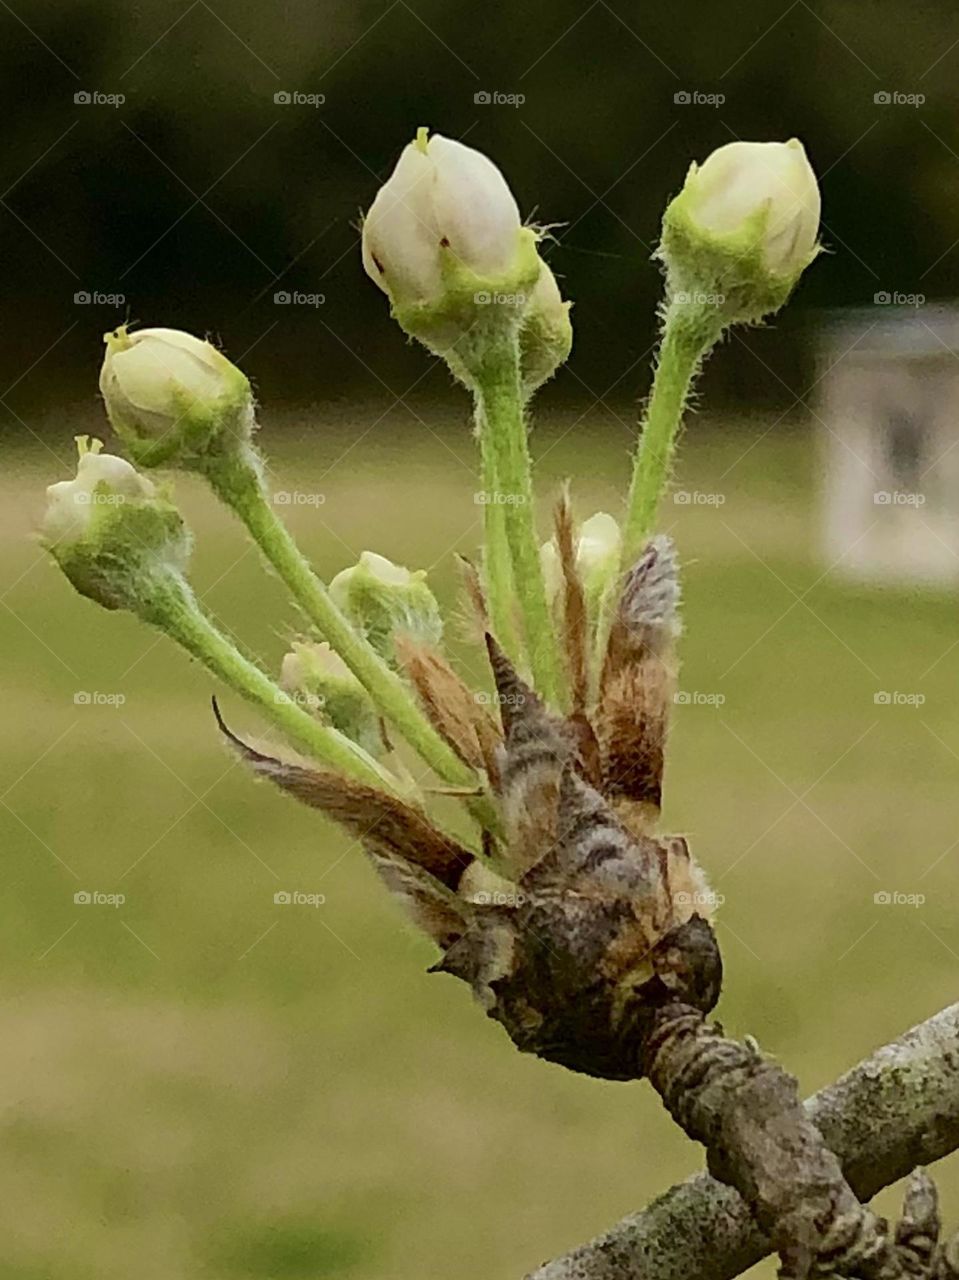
[
  {"xmin": 42, "ymin": 436, "xmax": 190, "ymax": 611},
  {"xmin": 280, "ymin": 640, "xmax": 384, "ymax": 758},
  {"xmin": 99, "ymin": 325, "xmax": 254, "ymax": 468},
  {"xmin": 329, "ymin": 551, "xmax": 442, "ymax": 664},
  {"xmin": 520, "ymin": 259, "xmax": 573, "ymax": 393},
  {"xmin": 660, "ymin": 139, "xmax": 821, "ymax": 328}
]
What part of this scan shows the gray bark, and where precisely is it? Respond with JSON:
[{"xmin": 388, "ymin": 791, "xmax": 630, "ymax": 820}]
[{"xmin": 528, "ymin": 1002, "xmax": 959, "ymax": 1280}]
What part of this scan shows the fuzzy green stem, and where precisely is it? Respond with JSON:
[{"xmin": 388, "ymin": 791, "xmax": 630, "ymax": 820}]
[
  {"xmin": 470, "ymin": 329, "xmax": 562, "ymax": 708},
  {"xmin": 142, "ymin": 572, "xmax": 398, "ymax": 792},
  {"xmin": 198, "ymin": 447, "xmax": 500, "ymax": 828},
  {"xmin": 622, "ymin": 300, "xmax": 720, "ymax": 560},
  {"xmin": 476, "ymin": 407, "xmax": 522, "ymax": 663},
  {"xmin": 594, "ymin": 300, "xmax": 721, "ymax": 677}
]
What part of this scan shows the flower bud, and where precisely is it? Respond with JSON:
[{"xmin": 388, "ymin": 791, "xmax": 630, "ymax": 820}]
[
  {"xmin": 329, "ymin": 551, "xmax": 442, "ymax": 665},
  {"xmin": 661, "ymin": 139, "xmax": 820, "ymax": 326},
  {"xmin": 542, "ymin": 512, "xmax": 621, "ymax": 617},
  {"xmin": 520, "ymin": 260, "xmax": 573, "ymax": 392},
  {"xmin": 42, "ymin": 436, "xmax": 190, "ymax": 610},
  {"xmin": 99, "ymin": 325, "xmax": 253, "ymax": 467},
  {"xmin": 281, "ymin": 641, "xmax": 384, "ymax": 758},
  {"xmin": 361, "ymin": 128, "xmax": 540, "ymax": 357}
]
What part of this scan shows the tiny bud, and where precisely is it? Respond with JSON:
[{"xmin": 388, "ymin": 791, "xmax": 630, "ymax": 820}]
[
  {"xmin": 99, "ymin": 325, "xmax": 253, "ymax": 467},
  {"xmin": 520, "ymin": 259, "xmax": 573, "ymax": 392},
  {"xmin": 661, "ymin": 138, "xmax": 821, "ymax": 326},
  {"xmin": 281, "ymin": 640, "xmax": 383, "ymax": 758},
  {"xmin": 542, "ymin": 512, "xmax": 621, "ymax": 613},
  {"xmin": 329, "ymin": 551, "xmax": 442, "ymax": 664},
  {"xmin": 42, "ymin": 436, "xmax": 190, "ymax": 610}
]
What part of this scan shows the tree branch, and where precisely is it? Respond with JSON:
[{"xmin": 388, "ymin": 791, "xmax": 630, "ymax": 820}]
[{"xmin": 527, "ymin": 1002, "xmax": 959, "ymax": 1280}]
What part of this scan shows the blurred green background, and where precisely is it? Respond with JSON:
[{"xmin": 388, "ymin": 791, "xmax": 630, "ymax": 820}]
[{"xmin": 3, "ymin": 1, "xmax": 959, "ymax": 1277}]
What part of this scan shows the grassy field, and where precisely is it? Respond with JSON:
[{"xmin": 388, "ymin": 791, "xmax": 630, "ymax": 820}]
[{"xmin": 2, "ymin": 402, "xmax": 957, "ymax": 1279}]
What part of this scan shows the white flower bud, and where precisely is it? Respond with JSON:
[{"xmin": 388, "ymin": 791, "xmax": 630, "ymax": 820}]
[
  {"xmin": 99, "ymin": 325, "xmax": 252, "ymax": 459},
  {"xmin": 362, "ymin": 128, "xmax": 524, "ymax": 307},
  {"xmin": 541, "ymin": 512, "xmax": 621, "ymax": 608},
  {"xmin": 660, "ymin": 138, "xmax": 821, "ymax": 330},
  {"xmin": 42, "ymin": 436, "xmax": 156, "ymax": 543},
  {"xmin": 42, "ymin": 436, "xmax": 191, "ymax": 611},
  {"xmin": 679, "ymin": 139, "xmax": 820, "ymax": 276}
]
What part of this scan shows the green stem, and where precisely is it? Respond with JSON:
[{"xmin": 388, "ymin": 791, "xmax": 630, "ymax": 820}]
[
  {"xmin": 470, "ymin": 328, "xmax": 562, "ymax": 708},
  {"xmin": 476, "ymin": 406, "xmax": 522, "ymax": 663},
  {"xmin": 200, "ymin": 448, "xmax": 500, "ymax": 830},
  {"xmin": 144, "ymin": 573, "xmax": 399, "ymax": 793},
  {"xmin": 594, "ymin": 300, "xmax": 721, "ymax": 678}
]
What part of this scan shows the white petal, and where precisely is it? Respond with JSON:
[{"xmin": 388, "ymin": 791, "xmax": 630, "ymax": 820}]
[
  {"xmin": 362, "ymin": 141, "xmax": 443, "ymax": 302},
  {"xmin": 428, "ymin": 134, "xmax": 521, "ymax": 276}
]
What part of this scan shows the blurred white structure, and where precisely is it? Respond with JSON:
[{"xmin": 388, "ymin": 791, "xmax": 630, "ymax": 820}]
[{"xmin": 817, "ymin": 306, "xmax": 959, "ymax": 585}]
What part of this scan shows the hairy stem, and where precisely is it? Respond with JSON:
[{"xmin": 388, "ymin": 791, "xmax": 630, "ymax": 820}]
[
  {"xmin": 593, "ymin": 300, "xmax": 721, "ymax": 680},
  {"xmin": 476, "ymin": 404, "xmax": 523, "ymax": 663},
  {"xmin": 470, "ymin": 327, "xmax": 562, "ymax": 707},
  {"xmin": 199, "ymin": 447, "xmax": 497, "ymax": 824},
  {"xmin": 142, "ymin": 572, "xmax": 398, "ymax": 791}
]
